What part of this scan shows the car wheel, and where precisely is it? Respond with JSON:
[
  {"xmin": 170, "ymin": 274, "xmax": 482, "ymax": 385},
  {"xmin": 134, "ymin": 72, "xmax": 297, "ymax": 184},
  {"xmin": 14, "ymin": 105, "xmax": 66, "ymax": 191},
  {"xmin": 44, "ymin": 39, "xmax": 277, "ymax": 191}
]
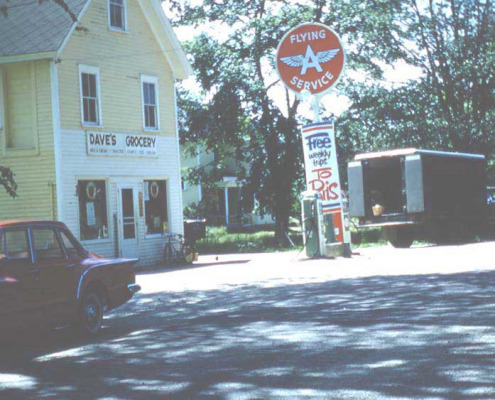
[{"xmin": 78, "ymin": 291, "xmax": 103, "ymax": 335}]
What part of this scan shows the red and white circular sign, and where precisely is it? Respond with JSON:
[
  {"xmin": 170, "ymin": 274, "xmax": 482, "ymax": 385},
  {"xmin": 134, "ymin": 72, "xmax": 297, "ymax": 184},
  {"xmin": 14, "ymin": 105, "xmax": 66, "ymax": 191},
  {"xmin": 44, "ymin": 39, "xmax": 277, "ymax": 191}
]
[{"xmin": 276, "ymin": 23, "xmax": 346, "ymax": 96}]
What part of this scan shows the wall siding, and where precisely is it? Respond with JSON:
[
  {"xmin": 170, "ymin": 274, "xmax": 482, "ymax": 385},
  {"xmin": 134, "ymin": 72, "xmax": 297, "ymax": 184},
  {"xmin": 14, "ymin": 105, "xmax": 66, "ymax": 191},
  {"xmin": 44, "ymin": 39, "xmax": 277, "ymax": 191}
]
[
  {"xmin": 57, "ymin": 0, "xmax": 183, "ymax": 267},
  {"xmin": 0, "ymin": 60, "xmax": 56, "ymax": 221}
]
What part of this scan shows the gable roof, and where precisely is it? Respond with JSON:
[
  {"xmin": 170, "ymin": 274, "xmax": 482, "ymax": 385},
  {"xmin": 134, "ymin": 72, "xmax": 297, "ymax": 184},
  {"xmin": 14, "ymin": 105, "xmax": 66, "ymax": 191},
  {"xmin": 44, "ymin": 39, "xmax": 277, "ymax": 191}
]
[
  {"xmin": 0, "ymin": 0, "xmax": 87, "ymax": 59},
  {"xmin": 0, "ymin": 0, "xmax": 191, "ymax": 78}
]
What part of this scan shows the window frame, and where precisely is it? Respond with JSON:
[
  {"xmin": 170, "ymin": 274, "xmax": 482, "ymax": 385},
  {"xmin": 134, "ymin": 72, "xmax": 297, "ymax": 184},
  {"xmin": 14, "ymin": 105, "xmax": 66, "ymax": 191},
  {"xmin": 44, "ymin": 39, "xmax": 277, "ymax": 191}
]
[
  {"xmin": 3, "ymin": 228, "xmax": 32, "ymax": 262},
  {"xmin": 108, "ymin": 0, "xmax": 127, "ymax": 32},
  {"xmin": 0, "ymin": 68, "xmax": 5, "ymax": 133},
  {"xmin": 31, "ymin": 227, "xmax": 65, "ymax": 261},
  {"xmin": 140, "ymin": 74, "xmax": 160, "ymax": 131},
  {"xmin": 77, "ymin": 179, "xmax": 111, "ymax": 244},
  {"xmin": 79, "ymin": 64, "xmax": 102, "ymax": 127},
  {"xmin": 1, "ymin": 63, "xmax": 39, "ymax": 156},
  {"xmin": 144, "ymin": 179, "xmax": 169, "ymax": 238}
]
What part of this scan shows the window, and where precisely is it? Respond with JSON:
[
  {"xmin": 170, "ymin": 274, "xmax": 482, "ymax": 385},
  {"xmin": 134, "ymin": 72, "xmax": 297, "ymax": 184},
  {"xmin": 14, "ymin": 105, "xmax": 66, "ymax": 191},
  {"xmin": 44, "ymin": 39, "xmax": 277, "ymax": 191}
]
[
  {"xmin": 4, "ymin": 230, "xmax": 30, "ymax": 260},
  {"xmin": 78, "ymin": 180, "xmax": 109, "ymax": 241},
  {"xmin": 144, "ymin": 180, "xmax": 168, "ymax": 235},
  {"xmin": 59, "ymin": 230, "xmax": 81, "ymax": 258},
  {"xmin": 32, "ymin": 228, "xmax": 64, "ymax": 260},
  {"xmin": 141, "ymin": 75, "xmax": 159, "ymax": 130},
  {"xmin": 79, "ymin": 65, "xmax": 101, "ymax": 126},
  {"xmin": 0, "ymin": 233, "xmax": 5, "ymax": 260},
  {"xmin": 1, "ymin": 63, "xmax": 37, "ymax": 150},
  {"xmin": 108, "ymin": 0, "xmax": 126, "ymax": 31},
  {"xmin": 0, "ymin": 68, "xmax": 4, "ymax": 133}
]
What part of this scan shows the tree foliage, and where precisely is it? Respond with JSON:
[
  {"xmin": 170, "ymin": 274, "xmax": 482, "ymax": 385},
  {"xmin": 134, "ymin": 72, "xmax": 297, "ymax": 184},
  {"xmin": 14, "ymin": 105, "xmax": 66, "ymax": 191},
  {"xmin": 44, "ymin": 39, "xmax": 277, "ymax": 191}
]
[{"xmin": 167, "ymin": 0, "xmax": 494, "ymax": 240}]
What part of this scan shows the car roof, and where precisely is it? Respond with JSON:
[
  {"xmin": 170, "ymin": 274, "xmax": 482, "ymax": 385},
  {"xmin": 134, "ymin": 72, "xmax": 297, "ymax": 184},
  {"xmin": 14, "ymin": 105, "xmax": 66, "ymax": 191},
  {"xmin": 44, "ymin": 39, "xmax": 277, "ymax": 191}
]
[{"xmin": 0, "ymin": 220, "xmax": 68, "ymax": 229}]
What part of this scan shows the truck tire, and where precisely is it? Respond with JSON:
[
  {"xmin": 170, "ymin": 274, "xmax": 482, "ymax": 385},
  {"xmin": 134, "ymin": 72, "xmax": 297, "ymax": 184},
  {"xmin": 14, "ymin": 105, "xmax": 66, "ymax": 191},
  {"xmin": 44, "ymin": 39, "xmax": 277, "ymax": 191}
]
[{"xmin": 388, "ymin": 226, "xmax": 414, "ymax": 249}]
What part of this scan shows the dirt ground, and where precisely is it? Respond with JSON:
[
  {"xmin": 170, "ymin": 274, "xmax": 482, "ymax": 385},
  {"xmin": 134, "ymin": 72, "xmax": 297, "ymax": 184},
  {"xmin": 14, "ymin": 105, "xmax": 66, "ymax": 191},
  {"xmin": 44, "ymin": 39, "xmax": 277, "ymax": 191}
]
[{"xmin": 1, "ymin": 242, "xmax": 495, "ymax": 399}]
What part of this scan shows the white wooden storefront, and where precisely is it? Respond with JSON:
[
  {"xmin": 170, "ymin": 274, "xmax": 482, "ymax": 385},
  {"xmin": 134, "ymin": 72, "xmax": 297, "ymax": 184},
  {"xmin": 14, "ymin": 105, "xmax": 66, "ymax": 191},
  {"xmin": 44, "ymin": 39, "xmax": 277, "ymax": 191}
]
[{"xmin": 59, "ymin": 129, "xmax": 183, "ymax": 267}]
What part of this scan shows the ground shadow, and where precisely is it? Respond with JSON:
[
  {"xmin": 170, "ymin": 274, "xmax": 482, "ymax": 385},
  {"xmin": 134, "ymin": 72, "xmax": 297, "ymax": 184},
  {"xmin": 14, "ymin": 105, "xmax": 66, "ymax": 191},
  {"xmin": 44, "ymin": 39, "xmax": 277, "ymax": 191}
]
[{"xmin": 1, "ymin": 269, "xmax": 495, "ymax": 399}]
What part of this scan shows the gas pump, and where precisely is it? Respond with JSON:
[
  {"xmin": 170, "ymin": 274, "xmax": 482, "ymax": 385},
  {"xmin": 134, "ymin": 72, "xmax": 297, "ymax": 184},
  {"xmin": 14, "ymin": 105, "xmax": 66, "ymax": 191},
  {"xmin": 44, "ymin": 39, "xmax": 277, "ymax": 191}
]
[
  {"xmin": 301, "ymin": 191, "xmax": 326, "ymax": 257},
  {"xmin": 301, "ymin": 191, "xmax": 352, "ymax": 258}
]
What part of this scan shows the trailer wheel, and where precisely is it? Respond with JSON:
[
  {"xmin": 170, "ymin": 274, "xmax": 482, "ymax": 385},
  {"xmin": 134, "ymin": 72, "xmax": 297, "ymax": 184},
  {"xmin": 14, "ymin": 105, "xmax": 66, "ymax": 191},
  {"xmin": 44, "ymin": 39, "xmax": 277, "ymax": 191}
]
[{"xmin": 388, "ymin": 226, "xmax": 414, "ymax": 249}]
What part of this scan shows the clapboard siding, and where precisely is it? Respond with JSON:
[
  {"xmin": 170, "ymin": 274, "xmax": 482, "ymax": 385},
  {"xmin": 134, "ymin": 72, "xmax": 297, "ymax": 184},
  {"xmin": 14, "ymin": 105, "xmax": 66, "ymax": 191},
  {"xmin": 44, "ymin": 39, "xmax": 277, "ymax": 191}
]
[
  {"xmin": 59, "ymin": 128, "xmax": 183, "ymax": 267},
  {"xmin": 58, "ymin": 0, "xmax": 175, "ymax": 134},
  {"xmin": 55, "ymin": 0, "xmax": 184, "ymax": 267},
  {"xmin": 0, "ymin": 60, "xmax": 56, "ymax": 220}
]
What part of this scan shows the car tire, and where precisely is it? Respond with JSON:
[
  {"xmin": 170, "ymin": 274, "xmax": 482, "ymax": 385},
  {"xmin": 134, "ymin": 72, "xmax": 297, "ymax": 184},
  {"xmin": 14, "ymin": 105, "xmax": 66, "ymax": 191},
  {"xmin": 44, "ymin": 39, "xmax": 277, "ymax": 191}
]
[{"xmin": 78, "ymin": 291, "xmax": 104, "ymax": 335}]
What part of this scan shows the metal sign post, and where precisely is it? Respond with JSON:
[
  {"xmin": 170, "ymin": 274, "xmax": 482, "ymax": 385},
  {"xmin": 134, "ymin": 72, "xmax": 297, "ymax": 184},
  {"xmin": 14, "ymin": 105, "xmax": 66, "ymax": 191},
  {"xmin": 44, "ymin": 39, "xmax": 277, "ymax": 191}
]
[{"xmin": 276, "ymin": 22, "xmax": 350, "ymax": 256}]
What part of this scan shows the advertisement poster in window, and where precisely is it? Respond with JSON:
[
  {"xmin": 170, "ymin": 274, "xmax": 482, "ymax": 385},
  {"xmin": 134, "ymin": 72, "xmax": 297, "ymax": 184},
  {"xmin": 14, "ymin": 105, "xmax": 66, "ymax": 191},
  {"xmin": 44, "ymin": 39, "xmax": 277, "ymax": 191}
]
[{"xmin": 86, "ymin": 202, "xmax": 96, "ymax": 226}]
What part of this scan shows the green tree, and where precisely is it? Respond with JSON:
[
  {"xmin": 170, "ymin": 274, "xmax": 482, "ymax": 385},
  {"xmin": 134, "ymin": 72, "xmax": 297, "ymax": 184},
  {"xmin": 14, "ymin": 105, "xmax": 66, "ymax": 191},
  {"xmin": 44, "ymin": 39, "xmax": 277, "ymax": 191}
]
[
  {"xmin": 337, "ymin": 0, "xmax": 494, "ymax": 169},
  {"xmin": 170, "ymin": 1, "xmax": 317, "ymax": 244},
  {"xmin": 169, "ymin": 0, "xmax": 493, "ymax": 240}
]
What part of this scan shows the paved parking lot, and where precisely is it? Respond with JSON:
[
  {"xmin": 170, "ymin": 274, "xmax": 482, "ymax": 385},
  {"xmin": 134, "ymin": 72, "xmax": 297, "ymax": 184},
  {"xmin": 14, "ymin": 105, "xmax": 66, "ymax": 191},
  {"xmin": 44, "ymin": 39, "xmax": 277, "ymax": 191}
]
[{"xmin": 1, "ymin": 242, "xmax": 495, "ymax": 399}]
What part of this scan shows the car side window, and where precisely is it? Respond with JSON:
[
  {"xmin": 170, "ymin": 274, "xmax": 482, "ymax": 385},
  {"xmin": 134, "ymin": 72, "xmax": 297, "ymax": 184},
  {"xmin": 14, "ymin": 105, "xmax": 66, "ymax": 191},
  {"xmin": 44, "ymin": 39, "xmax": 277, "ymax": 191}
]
[
  {"xmin": 32, "ymin": 228, "xmax": 64, "ymax": 260},
  {"xmin": 4, "ymin": 230, "xmax": 30, "ymax": 260},
  {"xmin": 59, "ymin": 230, "xmax": 81, "ymax": 258},
  {"xmin": 0, "ymin": 233, "xmax": 5, "ymax": 261}
]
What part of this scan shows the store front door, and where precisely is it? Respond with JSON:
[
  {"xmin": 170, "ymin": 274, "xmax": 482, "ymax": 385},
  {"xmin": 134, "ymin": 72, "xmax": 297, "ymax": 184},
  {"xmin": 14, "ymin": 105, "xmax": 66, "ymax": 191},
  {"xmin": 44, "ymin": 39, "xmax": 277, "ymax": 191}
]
[{"xmin": 118, "ymin": 186, "xmax": 139, "ymax": 259}]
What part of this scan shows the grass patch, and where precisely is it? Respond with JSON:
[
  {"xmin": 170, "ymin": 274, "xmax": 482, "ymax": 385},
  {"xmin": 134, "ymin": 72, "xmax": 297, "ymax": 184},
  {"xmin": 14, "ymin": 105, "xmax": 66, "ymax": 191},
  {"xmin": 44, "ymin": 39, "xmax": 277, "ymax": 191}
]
[{"xmin": 196, "ymin": 226, "xmax": 302, "ymax": 254}]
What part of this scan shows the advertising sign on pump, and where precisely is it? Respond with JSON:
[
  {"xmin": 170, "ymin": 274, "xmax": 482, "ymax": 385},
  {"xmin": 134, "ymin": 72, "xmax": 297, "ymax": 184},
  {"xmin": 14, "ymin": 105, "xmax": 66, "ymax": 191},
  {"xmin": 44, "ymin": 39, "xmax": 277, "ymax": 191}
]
[{"xmin": 301, "ymin": 121, "xmax": 344, "ymax": 242}]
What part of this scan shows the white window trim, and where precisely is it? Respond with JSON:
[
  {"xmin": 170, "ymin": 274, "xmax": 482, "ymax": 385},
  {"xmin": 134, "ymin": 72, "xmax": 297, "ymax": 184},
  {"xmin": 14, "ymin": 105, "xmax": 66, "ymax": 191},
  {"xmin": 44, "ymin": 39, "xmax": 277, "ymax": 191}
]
[
  {"xmin": 143, "ymin": 178, "xmax": 169, "ymax": 238},
  {"xmin": 140, "ymin": 74, "xmax": 160, "ymax": 131},
  {"xmin": 107, "ymin": 0, "xmax": 128, "ymax": 32},
  {"xmin": 79, "ymin": 64, "xmax": 102, "ymax": 127}
]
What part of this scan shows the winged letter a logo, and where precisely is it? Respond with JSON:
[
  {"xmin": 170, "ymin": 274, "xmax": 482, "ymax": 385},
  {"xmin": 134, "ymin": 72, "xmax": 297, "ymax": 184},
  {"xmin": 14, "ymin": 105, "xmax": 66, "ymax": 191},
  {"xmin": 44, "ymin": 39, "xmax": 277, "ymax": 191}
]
[{"xmin": 280, "ymin": 45, "xmax": 340, "ymax": 75}]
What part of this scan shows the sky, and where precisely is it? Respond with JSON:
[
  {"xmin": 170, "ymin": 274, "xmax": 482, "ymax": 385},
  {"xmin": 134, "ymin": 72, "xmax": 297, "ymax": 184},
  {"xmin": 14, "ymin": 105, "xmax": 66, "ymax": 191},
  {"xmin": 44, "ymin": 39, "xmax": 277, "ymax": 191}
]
[{"xmin": 163, "ymin": 3, "xmax": 423, "ymax": 121}]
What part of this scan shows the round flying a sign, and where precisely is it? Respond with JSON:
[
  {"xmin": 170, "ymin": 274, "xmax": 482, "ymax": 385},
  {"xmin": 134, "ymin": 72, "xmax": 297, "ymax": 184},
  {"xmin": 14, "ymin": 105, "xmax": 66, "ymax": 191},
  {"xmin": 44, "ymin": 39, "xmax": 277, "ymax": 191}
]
[{"xmin": 276, "ymin": 23, "xmax": 345, "ymax": 96}]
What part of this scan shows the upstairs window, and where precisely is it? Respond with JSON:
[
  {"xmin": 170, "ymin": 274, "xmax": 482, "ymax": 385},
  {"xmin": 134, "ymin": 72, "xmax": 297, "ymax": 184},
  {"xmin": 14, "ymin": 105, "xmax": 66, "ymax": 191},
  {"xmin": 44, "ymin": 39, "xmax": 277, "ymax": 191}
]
[
  {"xmin": 108, "ymin": 0, "xmax": 126, "ymax": 31},
  {"xmin": 1, "ymin": 63, "xmax": 37, "ymax": 150},
  {"xmin": 141, "ymin": 75, "xmax": 159, "ymax": 130},
  {"xmin": 79, "ymin": 65, "xmax": 101, "ymax": 126}
]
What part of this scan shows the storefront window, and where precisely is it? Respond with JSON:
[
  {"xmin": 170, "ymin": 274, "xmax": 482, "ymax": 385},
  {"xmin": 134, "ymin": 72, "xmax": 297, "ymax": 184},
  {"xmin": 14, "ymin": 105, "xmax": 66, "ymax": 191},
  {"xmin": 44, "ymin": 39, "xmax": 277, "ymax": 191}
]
[
  {"xmin": 78, "ymin": 180, "xmax": 108, "ymax": 241},
  {"xmin": 144, "ymin": 180, "xmax": 168, "ymax": 235}
]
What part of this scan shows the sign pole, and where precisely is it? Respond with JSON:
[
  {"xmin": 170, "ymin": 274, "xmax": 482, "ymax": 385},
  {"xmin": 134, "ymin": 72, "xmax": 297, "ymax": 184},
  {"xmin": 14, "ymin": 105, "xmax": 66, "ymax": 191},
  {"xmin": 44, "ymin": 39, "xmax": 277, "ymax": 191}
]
[
  {"xmin": 276, "ymin": 22, "xmax": 350, "ymax": 255},
  {"xmin": 311, "ymin": 96, "xmax": 321, "ymax": 123}
]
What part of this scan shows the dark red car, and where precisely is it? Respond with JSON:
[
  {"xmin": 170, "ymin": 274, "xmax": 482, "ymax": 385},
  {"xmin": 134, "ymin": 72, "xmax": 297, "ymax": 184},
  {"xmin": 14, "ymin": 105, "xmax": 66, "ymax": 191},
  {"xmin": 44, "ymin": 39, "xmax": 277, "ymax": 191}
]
[{"xmin": 0, "ymin": 220, "xmax": 140, "ymax": 334}]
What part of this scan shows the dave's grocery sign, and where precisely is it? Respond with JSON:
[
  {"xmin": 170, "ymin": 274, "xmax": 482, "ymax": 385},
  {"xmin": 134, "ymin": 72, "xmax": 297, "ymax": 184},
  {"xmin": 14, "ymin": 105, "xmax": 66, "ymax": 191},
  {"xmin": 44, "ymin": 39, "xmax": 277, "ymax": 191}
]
[
  {"xmin": 276, "ymin": 23, "xmax": 345, "ymax": 96},
  {"xmin": 301, "ymin": 122, "xmax": 344, "ymax": 242}
]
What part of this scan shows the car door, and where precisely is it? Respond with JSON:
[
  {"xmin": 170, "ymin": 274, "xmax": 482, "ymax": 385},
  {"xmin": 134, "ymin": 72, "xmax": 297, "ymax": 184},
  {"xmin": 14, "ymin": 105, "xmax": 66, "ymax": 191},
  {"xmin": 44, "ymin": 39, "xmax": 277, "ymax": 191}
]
[
  {"xmin": 31, "ymin": 226, "xmax": 75, "ymax": 321},
  {"xmin": 0, "ymin": 228, "xmax": 41, "ymax": 324}
]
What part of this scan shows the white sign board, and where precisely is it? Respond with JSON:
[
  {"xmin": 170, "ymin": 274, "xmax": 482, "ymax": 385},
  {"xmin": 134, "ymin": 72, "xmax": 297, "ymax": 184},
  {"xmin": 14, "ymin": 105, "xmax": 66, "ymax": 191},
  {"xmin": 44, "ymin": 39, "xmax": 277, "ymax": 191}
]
[
  {"xmin": 301, "ymin": 121, "xmax": 344, "ymax": 241},
  {"xmin": 86, "ymin": 132, "xmax": 158, "ymax": 158}
]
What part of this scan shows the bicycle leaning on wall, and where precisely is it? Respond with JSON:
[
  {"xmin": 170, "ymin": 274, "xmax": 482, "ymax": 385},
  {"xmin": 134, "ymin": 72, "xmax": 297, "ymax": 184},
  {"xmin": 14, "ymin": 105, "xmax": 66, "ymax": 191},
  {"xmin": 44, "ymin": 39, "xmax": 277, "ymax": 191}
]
[{"xmin": 163, "ymin": 233, "xmax": 195, "ymax": 266}]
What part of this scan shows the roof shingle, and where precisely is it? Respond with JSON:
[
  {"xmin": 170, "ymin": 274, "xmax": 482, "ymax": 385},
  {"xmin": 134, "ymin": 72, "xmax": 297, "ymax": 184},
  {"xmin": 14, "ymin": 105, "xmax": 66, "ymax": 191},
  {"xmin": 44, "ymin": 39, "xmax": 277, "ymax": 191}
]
[{"xmin": 0, "ymin": 0, "xmax": 88, "ymax": 57}]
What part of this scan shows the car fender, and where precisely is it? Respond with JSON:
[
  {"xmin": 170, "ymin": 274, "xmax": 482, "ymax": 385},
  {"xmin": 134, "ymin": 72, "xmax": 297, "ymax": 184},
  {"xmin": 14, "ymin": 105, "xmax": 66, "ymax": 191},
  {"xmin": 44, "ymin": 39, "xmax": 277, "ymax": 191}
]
[{"xmin": 77, "ymin": 259, "xmax": 138, "ymax": 300}]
